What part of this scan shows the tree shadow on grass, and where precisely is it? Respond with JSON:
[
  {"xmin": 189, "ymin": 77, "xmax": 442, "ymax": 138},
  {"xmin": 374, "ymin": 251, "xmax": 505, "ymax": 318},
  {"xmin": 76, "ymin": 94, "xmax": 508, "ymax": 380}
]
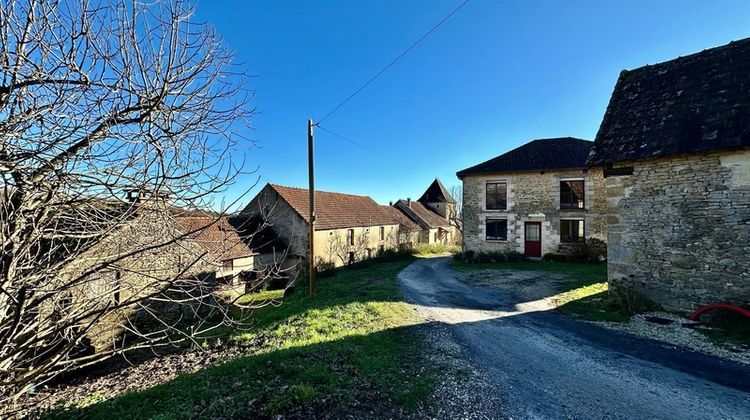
[{"xmin": 40, "ymin": 323, "xmax": 436, "ymax": 419}]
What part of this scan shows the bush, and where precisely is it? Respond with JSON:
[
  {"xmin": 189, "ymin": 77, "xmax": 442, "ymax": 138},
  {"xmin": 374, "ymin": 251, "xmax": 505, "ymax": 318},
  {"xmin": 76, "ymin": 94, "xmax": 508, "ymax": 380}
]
[
  {"xmin": 504, "ymin": 251, "xmax": 526, "ymax": 262},
  {"xmin": 462, "ymin": 250, "xmax": 527, "ymax": 264},
  {"xmin": 315, "ymin": 257, "xmax": 336, "ymax": 277},
  {"xmin": 609, "ymin": 284, "xmax": 661, "ymax": 314},
  {"xmin": 569, "ymin": 238, "xmax": 607, "ymax": 262}
]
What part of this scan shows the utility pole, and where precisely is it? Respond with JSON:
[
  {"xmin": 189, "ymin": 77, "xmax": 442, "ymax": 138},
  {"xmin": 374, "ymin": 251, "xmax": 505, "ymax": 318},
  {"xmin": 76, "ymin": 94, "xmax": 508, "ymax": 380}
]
[{"xmin": 308, "ymin": 118, "xmax": 316, "ymax": 297}]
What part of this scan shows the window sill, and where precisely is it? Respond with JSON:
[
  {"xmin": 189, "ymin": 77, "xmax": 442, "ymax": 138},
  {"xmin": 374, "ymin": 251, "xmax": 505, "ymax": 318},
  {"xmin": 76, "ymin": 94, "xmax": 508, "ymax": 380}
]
[
  {"xmin": 485, "ymin": 239, "xmax": 508, "ymax": 243},
  {"xmin": 559, "ymin": 208, "xmax": 586, "ymax": 212}
]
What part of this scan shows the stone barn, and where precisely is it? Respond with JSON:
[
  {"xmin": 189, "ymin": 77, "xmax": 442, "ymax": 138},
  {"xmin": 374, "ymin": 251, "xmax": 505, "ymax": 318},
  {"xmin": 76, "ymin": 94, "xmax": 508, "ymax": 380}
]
[{"xmin": 588, "ymin": 38, "xmax": 750, "ymax": 312}]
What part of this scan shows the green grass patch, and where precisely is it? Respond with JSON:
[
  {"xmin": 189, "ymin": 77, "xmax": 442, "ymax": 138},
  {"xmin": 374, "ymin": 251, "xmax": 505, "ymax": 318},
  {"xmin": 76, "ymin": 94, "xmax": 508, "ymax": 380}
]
[
  {"xmin": 412, "ymin": 243, "xmax": 460, "ymax": 256},
  {"xmin": 46, "ymin": 257, "xmax": 434, "ymax": 418}
]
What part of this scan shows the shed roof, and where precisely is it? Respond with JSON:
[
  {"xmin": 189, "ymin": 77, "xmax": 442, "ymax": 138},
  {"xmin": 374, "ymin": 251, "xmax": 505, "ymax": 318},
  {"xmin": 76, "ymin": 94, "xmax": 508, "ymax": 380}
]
[
  {"xmin": 268, "ymin": 184, "xmax": 396, "ymax": 231},
  {"xmin": 589, "ymin": 37, "xmax": 750, "ymax": 166},
  {"xmin": 456, "ymin": 138, "xmax": 593, "ymax": 177}
]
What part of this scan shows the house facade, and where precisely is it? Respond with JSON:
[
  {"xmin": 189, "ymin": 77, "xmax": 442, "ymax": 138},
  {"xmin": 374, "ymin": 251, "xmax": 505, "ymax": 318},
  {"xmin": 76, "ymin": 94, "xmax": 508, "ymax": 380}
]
[
  {"xmin": 457, "ymin": 138, "xmax": 607, "ymax": 257},
  {"xmin": 241, "ymin": 184, "xmax": 400, "ymax": 268},
  {"xmin": 588, "ymin": 38, "xmax": 750, "ymax": 311}
]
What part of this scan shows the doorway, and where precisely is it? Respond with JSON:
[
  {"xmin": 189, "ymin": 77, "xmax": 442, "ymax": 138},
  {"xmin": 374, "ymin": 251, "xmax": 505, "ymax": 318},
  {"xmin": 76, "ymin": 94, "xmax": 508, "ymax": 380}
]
[{"xmin": 524, "ymin": 222, "xmax": 542, "ymax": 257}]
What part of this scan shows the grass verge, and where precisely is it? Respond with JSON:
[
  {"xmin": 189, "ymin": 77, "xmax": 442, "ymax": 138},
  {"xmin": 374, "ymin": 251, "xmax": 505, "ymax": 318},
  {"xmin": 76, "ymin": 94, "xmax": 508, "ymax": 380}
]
[{"xmin": 46, "ymin": 257, "xmax": 434, "ymax": 419}]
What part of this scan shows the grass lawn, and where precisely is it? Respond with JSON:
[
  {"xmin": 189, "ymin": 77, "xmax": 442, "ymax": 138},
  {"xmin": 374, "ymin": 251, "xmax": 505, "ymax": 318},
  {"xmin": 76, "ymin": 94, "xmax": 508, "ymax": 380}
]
[
  {"xmin": 452, "ymin": 259, "xmax": 630, "ymax": 322},
  {"xmin": 47, "ymin": 257, "xmax": 434, "ymax": 419}
]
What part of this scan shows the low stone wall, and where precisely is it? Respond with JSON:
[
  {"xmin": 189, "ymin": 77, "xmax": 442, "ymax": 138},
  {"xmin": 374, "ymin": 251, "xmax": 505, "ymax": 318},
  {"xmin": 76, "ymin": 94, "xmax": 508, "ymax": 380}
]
[{"xmin": 605, "ymin": 148, "xmax": 750, "ymax": 311}]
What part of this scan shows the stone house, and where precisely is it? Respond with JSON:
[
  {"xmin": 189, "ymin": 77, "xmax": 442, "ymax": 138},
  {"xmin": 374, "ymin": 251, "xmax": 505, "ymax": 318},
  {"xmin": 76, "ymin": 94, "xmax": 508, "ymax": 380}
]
[
  {"xmin": 176, "ymin": 215, "xmax": 257, "ymax": 287},
  {"xmin": 587, "ymin": 38, "xmax": 750, "ymax": 312},
  {"xmin": 391, "ymin": 179, "xmax": 459, "ymax": 245},
  {"xmin": 57, "ymin": 202, "xmax": 216, "ymax": 351},
  {"xmin": 241, "ymin": 184, "xmax": 400, "ymax": 268},
  {"xmin": 457, "ymin": 138, "xmax": 607, "ymax": 257}
]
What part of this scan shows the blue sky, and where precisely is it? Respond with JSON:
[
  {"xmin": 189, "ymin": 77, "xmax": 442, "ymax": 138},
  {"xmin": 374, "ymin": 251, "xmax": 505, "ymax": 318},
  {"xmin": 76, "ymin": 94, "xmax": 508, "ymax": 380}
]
[{"xmin": 194, "ymin": 0, "xmax": 750, "ymax": 208}]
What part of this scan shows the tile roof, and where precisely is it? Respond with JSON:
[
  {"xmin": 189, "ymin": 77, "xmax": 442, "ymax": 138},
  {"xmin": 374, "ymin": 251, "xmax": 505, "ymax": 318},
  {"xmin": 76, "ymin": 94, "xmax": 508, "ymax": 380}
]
[
  {"xmin": 269, "ymin": 184, "xmax": 396, "ymax": 231},
  {"xmin": 418, "ymin": 178, "xmax": 456, "ymax": 204},
  {"xmin": 589, "ymin": 37, "xmax": 750, "ymax": 166},
  {"xmin": 177, "ymin": 216, "xmax": 255, "ymax": 261},
  {"xmin": 456, "ymin": 138, "xmax": 593, "ymax": 177},
  {"xmin": 393, "ymin": 199, "xmax": 450, "ymax": 229},
  {"xmin": 382, "ymin": 205, "xmax": 422, "ymax": 232}
]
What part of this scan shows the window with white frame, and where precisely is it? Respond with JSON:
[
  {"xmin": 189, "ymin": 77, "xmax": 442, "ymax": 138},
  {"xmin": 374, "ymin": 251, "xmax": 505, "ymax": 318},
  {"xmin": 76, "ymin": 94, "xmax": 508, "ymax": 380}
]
[
  {"xmin": 560, "ymin": 219, "xmax": 585, "ymax": 242},
  {"xmin": 485, "ymin": 218, "xmax": 508, "ymax": 241},
  {"xmin": 485, "ymin": 181, "xmax": 507, "ymax": 210}
]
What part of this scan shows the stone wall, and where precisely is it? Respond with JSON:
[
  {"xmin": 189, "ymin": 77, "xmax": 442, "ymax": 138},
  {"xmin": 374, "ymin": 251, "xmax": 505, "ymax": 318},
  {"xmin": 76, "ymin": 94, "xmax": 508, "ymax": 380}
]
[
  {"xmin": 605, "ymin": 148, "xmax": 750, "ymax": 312},
  {"xmin": 315, "ymin": 224, "xmax": 400, "ymax": 267},
  {"xmin": 461, "ymin": 168, "xmax": 607, "ymax": 255},
  {"xmin": 242, "ymin": 184, "xmax": 309, "ymax": 259}
]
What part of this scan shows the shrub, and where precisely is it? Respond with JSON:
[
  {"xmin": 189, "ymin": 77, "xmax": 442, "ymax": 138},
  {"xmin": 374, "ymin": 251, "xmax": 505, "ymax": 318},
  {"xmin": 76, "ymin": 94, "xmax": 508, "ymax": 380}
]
[
  {"xmin": 569, "ymin": 238, "xmax": 607, "ymax": 262},
  {"xmin": 504, "ymin": 251, "xmax": 527, "ymax": 262},
  {"xmin": 462, "ymin": 250, "xmax": 475, "ymax": 264},
  {"xmin": 609, "ymin": 284, "xmax": 661, "ymax": 314},
  {"xmin": 315, "ymin": 257, "xmax": 336, "ymax": 277}
]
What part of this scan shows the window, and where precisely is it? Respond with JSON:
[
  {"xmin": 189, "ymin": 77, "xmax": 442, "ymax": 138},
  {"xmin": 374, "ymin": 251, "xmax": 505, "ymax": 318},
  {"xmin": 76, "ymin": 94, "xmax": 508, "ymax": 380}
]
[
  {"xmin": 378, "ymin": 245, "xmax": 385, "ymax": 255},
  {"xmin": 347, "ymin": 251, "xmax": 355, "ymax": 265},
  {"xmin": 433, "ymin": 232, "xmax": 438, "ymax": 242},
  {"xmin": 379, "ymin": 226, "xmax": 385, "ymax": 240},
  {"xmin": 560, "ymin": 180, "xmax": 585, "ymax": 209},
  {"xmin": 560, "ymin": 219, "xmax": 585, "ymax": 243},
  {"xmin": 486, "ymin": 182, "xmax": 507, "ymax": 210},
  {"xmin": 486, "ymin": 219, "xmax": 507, "ymax": 241},
  {"xmin": 347, "ymin": 229, "xmax": 354, "ymax": 246},
  {"xmin": 223, "ymin": 259, "xmax": 234, "ymax": 270}
]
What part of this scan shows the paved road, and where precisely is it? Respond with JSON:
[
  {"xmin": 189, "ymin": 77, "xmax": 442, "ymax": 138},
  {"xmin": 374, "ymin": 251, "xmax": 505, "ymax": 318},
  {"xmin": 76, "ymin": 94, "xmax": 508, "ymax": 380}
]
[{"xmin": 398, "ymin": 257, "xmax": 750, "ymax": 419}]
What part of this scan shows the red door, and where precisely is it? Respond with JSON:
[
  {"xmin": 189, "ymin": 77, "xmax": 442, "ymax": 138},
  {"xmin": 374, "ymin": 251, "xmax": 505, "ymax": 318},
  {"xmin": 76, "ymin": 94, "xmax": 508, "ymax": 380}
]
[{"xmin": 524, "ymin": 222, "xmax": 542, "ymax": 257}]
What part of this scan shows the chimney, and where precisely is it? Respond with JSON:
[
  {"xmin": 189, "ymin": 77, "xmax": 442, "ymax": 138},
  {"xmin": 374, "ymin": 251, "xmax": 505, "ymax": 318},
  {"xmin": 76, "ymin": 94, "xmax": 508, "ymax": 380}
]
[
  {"xmin": 407, "ymin": 197, "xmax": 411, "ymax": 208},
  {"xmin": 389, "ymin": 201, "xmax": 393, "ymax": 206}
]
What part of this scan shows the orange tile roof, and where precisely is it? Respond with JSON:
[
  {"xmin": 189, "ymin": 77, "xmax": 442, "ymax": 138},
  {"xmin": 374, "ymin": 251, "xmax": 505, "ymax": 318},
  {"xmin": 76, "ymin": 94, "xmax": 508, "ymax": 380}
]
[
  {"xmin": 269, "ymin": 184, "xmax": 397, "ymax": 231},
  {"xmin": 176, "ymin": 216, "xmax": 255, "ymax": 261}
]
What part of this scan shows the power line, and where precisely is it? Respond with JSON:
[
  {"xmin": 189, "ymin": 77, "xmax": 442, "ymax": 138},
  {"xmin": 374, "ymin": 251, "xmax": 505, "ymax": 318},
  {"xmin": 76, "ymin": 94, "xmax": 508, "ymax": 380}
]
[
  {"xmin": 316, "ymin": 0, "xmax": 472, "ymax": 124},
  {"xmin": 316, "ymin": 124, "xmax": 381, "ymax": 155}
]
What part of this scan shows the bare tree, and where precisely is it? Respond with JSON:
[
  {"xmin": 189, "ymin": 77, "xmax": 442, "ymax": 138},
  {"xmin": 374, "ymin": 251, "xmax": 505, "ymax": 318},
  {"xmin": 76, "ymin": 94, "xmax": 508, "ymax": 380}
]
[
  {"xmin": 449, "ymin": 184, "xmax": 463, "ymax": 234},
  {"xmin": 0, "ymin": 0, "xmax": 263, "ymax": 399}
]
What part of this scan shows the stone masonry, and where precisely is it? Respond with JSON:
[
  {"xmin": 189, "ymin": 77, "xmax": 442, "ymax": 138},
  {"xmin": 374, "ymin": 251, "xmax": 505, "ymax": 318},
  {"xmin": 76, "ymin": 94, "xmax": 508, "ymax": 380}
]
[
  {"xmin": 606, "ymin": 148, "xmax": 750, "ymax": 312},
  {"xmin": 462, "ymin": 168, "xmax": 607, "ymax": 255}
]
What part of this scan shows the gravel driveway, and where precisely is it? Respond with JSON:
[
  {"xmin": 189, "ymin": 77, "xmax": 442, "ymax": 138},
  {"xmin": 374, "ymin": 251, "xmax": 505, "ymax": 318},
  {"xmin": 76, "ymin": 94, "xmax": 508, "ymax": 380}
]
[{"xmin": 399, "ymin": 257, "xmax": 750, "ymax": 419}]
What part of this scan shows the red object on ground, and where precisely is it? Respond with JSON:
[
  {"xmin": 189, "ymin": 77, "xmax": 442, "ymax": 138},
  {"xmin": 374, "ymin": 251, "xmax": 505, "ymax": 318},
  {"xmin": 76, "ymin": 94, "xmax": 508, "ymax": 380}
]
[{"xmin": 688, "ymin": 304, "xmax": 750, "ymax": 321}]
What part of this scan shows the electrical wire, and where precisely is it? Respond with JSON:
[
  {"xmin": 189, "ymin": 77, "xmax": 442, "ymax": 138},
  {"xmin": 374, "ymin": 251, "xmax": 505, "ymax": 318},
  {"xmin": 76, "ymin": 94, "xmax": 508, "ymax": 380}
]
[
  {"xmin": 316, "ymin": 124, "xmax": 382, "ymax": 155},
  {"xmin": 316, "ymin": 0, "xmax": 472, "ymax": 124}
]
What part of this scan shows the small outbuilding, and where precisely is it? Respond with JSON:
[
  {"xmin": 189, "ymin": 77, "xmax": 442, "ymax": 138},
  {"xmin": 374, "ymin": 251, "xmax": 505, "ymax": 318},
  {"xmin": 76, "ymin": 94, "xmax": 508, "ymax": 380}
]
[{"xmin": 588, "ymin": 38, "xmax": 750, "ymax": 311}]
